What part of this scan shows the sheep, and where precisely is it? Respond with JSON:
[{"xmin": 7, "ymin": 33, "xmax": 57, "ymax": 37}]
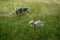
[
  {"xmin": 14, "ymin": 7, "xmax": 28, "ymax": 15},
  {"xmin": 8, "ymin": 7, "xmax": 28, "ymax": 16},
  {"xmin": 29, "ymin": 20, "xmax": 44, "ymax": 27}
]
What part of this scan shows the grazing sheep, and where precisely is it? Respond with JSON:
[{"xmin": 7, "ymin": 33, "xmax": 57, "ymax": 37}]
[
  {"xmin": 14, "ymin": 7, "xmax": 28, "ymax": 15},
  {"xmin": 29, "ymin": 20, "xmax": 44, "ymax": 27}
]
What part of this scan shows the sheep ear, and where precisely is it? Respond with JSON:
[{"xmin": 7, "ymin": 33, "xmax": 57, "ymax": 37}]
[{"xmin": 13, "ymin": 8, "xmax": 17, "ymax": 10}]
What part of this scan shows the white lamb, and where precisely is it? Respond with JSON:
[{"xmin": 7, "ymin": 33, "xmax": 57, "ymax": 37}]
[{"xmin": 29, "ymin": 20, "xmax": 44, "ymax": 27}]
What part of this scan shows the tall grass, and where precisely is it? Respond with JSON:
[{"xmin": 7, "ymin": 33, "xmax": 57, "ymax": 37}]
[{"xmin": 0, "ymin": 0, "xmax": 60, "ymax": 40}]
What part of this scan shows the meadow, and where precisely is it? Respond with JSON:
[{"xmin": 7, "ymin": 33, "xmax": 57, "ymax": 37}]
[{"xmin": 0, "ymin": 0, "xmax": 60, "ymax": 40}]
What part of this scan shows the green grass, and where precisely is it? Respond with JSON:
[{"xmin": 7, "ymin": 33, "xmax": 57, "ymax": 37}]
[{"xmin": 0, "ymin": 0, "xmax": 60, "ymax": 40}]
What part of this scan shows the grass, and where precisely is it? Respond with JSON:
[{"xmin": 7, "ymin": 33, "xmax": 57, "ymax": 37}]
[{"xmin": 0, "ymin": 0, "xmax": 60, "ymax": 40}]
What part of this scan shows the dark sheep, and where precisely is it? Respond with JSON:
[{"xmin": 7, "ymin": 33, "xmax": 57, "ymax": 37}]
[{"xmin": 14, "ymin": 7, "xmax": 28, "ymax": 15}]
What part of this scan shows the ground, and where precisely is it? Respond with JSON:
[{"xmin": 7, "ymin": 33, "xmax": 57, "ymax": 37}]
[{"xmin": 0, "ymin": 0, "xmax": 60, "ymax": 40}]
